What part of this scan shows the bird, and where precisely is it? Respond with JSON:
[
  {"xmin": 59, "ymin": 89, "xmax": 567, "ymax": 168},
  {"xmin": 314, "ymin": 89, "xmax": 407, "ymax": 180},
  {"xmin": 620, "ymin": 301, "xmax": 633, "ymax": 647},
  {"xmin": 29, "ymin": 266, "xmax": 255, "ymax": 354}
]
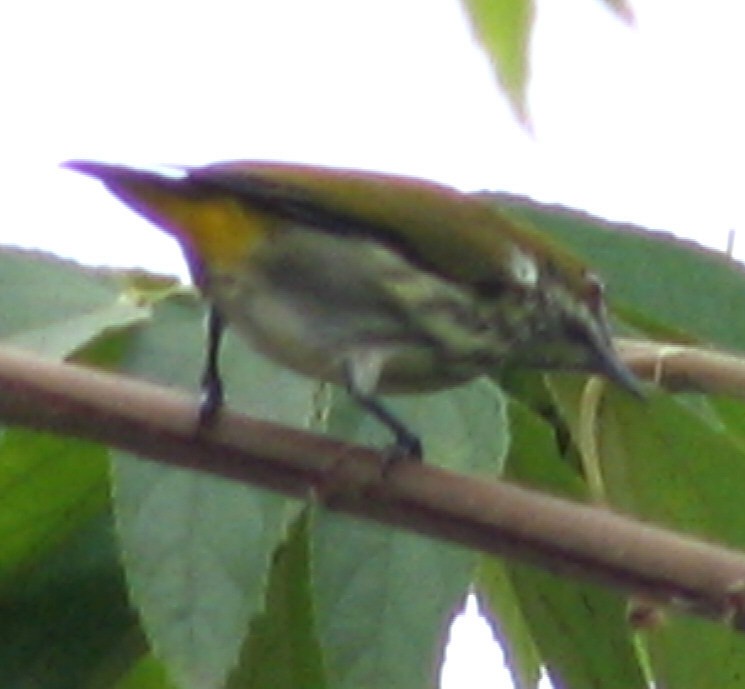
[{"xmin": 66, "ymin": 160, "xmax": 641, "ymax": 459}]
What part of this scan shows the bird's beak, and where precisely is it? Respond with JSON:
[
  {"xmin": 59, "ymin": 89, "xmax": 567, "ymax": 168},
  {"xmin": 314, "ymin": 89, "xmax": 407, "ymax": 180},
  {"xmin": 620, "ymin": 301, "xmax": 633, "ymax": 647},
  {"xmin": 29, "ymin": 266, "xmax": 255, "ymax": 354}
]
[{"xmin": 594, "ymin": 335, "xmax": 646, "ymax": 398}]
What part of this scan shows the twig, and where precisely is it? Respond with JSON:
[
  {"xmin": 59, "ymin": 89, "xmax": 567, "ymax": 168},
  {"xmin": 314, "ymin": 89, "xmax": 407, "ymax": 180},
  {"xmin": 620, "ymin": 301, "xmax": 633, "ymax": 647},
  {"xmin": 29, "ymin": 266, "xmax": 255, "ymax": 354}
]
[
  {"xmin": 2, "ymin": 344, "xmax": 745, "ymax": 628},
  {"xmin": 618, "ymin": 338, "xmax": 745, "ymax": 397}
]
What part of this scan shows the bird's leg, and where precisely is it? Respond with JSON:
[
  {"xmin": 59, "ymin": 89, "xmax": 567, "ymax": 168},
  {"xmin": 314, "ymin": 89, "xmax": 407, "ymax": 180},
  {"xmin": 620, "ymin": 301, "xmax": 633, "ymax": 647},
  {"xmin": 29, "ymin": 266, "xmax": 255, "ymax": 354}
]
[
  {"xmin": 343, "ymin": 362, "xmax": 423, "ymax": 463},
  {"xmin": 199, "ymin": 306, "xmax": 225, "ymax": 425}
]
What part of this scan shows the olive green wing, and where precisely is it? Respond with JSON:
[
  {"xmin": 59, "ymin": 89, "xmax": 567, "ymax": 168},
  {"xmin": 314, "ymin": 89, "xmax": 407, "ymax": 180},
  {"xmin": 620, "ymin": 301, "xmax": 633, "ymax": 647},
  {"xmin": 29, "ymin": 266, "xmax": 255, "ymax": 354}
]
[{"xmin": 190, "ymin": 161, "xmax": 575, "ymax": 296}]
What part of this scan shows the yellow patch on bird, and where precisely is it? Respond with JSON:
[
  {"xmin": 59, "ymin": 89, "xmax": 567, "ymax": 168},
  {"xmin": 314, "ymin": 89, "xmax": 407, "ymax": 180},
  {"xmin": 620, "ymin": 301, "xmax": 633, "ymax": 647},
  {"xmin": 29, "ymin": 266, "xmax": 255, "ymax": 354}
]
[
  {"xmin": 135, "ymin": 187, "xmax": 274, "ymax": 270},
  {"xmin": 181, "ymin": 199, "xmax": 272, "ymax": 269}
]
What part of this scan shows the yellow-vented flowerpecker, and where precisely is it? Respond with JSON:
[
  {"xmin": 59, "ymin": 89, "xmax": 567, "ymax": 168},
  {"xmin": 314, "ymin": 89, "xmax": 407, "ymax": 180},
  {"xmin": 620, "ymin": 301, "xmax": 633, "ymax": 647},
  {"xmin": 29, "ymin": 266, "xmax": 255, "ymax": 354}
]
[{"xmin": 66, "ymin": 160, "xmax": 641, "ymax": 458}]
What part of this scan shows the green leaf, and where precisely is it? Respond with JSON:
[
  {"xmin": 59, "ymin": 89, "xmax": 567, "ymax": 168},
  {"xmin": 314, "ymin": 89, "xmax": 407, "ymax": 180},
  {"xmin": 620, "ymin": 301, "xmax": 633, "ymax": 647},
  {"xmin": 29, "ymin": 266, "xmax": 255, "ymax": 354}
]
[
  {"xmin": 114, "ymin": 656, "xmax": 177, "ymax": 689},
  {"xmin": 8, "ymin": 299, "xmax": 147, "ymax": 360},
  {"xmin": 550, "ymin": 380, "xmax": 745, "ymax": 687},
  {"xmin": 295, "ymin": 378, "xmax": 507, "ymax": 689},
  {"xmin": 229, "ymin": 511, "xmax": 326, "ymax": 689},
  {"xmin": 0, "ymin": 513, "xmax": 136, "ymax": 689},
  {"xmin": 304, "ymin": 380, "xmax": 502, "ymax": 689},
  {"xmin": 642, "ymin": 616, "xmax": 745, "ymax": 689},
  {"xmin": 553, "ymin": 383, "xmax": 745, "ymax": 543},
  {"xmin": 591, "ymin": 390, "xmax": 745, "ymax": 689},
  {"xmin": 476, "ymin": 558, "xmax": 542, "ymax": 689},
  {"xmin": 311, "ymin": 508, "xmax": 472, "ymax": 689},
  {"xmin": 461, "ymin": 0, "xmax": 534, "ymax": 124},
  {"xmin": 708, "ymin": 395, "xmax": 745, "ymax": 450},
  {"xmin": 0, "ymin": 310, "xmax": 132, "ymax": 588},
  {"xmin": 113, "ymin": 461, "xmax": 287, "ymax": 689},
  {"xmin": 325, "ymin": 377, "xmax": 509, "ymax": 475},
  {"xmin": 489, "ymin": 195, "xmax": 745, "ymax": 351},
  {"xmin": 0, "ymin": 247, "xmax": 149, "ymax": 357},
  {"xmin": 111, "ymin": 293, "xmax": 317, "ymax": 689},
  {"xmin": 0, "ymin": 428, "xmax": 109, "ymax": 585},
  {"xmin": 497, "ymin": 399, "xmax": 647, "ymax": 689}
]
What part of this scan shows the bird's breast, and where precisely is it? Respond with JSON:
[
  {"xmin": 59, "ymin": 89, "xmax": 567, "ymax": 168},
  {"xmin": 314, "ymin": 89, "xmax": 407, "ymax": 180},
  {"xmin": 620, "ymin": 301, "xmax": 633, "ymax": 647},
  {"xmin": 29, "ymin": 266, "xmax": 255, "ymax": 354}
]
[{"xmin": 202, "ymin": 225, "xmax": 543, "ymax": 392}]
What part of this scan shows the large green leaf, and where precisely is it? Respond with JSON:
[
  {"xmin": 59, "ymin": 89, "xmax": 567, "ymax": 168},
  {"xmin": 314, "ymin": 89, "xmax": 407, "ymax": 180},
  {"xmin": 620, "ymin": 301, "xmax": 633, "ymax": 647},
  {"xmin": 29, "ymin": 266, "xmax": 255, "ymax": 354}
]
[
  {"xmin": 111, "ymin": 294, "xmax": 317, "ymax": 689},
  {"xmin": 488, "ymin": 399, "xmax": 647, "ymax": 689},
  {"xmin": 598, "ymin": 392, "xmax": 745, "ymax": 689},
  {"xmin": 311, "ymin": 509, "xmax": 471, "ymax": 689},
  {"xmin": 228, "ymin": 511, "xmax": 326, "ymax": 689},
  {"xmin": 305, "ymin": 381, "xmax": 506, "ymax": 689},
  {"xmin": 549, "ymin": 377, "xmax": 745, "ymax": 688},
  {"xmin": 549, "ymin": 380, "xmax": 745, "ymax": 545}
]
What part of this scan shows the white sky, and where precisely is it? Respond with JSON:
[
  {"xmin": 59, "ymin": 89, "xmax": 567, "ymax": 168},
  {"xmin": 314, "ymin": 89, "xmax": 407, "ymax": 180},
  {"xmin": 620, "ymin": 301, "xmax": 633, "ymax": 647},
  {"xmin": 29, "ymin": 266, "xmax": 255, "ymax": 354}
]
[
  {"xmin": 2, "ymin": 0, "xmax": 744, "ymax": 686},
  {"xmin": 3, "ymin": 0, "xmax": 744, "ymax": 274}
]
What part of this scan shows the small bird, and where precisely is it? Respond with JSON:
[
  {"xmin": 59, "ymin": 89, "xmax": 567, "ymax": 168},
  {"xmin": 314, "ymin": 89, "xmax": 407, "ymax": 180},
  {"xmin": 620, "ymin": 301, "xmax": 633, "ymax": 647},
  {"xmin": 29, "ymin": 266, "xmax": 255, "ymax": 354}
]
[{"xmin": 66, "ymin": 160, "xmax": 641, "ymax": 459}]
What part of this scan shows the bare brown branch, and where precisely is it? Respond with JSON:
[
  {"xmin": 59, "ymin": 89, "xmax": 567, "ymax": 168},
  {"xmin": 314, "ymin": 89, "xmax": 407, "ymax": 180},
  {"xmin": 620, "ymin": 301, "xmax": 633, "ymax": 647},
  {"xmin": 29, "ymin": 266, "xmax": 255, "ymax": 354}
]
[
  {"xmin": 618, "ymin": 337, "xmax": 745, "ymax": 397},
  {"xmin": 2, "ymin": 344, "xmax": 745, "ymax": 629}
]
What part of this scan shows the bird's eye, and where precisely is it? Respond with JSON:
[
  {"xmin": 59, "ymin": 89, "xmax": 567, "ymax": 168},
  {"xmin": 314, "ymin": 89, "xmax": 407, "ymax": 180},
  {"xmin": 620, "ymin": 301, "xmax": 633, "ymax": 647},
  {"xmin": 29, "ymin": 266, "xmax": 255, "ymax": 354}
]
[{"xmin": 509, "ymin": 247, "xmax": 539, "ymax": 287}]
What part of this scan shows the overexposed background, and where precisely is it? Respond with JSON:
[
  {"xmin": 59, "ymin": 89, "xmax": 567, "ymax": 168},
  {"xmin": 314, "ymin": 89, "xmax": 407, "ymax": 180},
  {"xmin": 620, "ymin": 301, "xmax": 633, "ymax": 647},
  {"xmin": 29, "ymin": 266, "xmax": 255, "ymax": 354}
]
[{"xmin": 2, "ymin": 0, "xmax": 744, "ymax": 686}]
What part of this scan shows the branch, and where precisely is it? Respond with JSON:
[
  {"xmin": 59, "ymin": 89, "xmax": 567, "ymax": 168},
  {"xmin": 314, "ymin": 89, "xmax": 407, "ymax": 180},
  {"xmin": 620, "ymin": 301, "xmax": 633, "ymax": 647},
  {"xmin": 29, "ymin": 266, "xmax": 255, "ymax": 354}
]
[
  {"xmin": 2, "ymin": 344, "xmax": 745, "ymax": 629},
  {"xmin": 619, "ymin": 337, "xmax": 745, "ymax": 398}
]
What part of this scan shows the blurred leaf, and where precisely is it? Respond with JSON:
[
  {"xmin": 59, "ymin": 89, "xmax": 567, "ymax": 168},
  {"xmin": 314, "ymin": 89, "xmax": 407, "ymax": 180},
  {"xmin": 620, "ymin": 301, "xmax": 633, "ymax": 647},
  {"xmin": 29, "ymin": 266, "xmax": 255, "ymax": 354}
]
[
  {"xmin": 460, "ymin": 0, "xmax": 632, "ymax": 125},
  {"xmin": 487, "ymin": 195, "xmax": 745, "ymax": 352},
  {"xmin": 118, "ymin": 270, "xmax": 185, "ymax": 305},
  {"xmin": 0, "ymin": 247, "xmax": 149, "ymax": 357},
  {"xmin": 476, "ymin": 558, "xmax": 541, "ymax": 689},
  {"xmin": 0, "ymin": 285, "xmax": 140, "ymax": 585},
  {"xmin": 598, "ymin": 0, "xmax": 634, "ymax": 22},
  {"xmin": 0, "ymin": 262, "xmax": 144, "ymax": 689},
  {"xmin": 229, "ymin": 511, "xmax": 326, "ymax": 689},
  {"xmin": 8, "ymin": 300, "xmax": 147, "ymax": 359},
  {"xmin": 114, "ymin": 656, "xmax": 177, "ymax": 689},
  {"xmin": 708, "ymin": 395, "xmax": 745, "ymax": 450},
  {"xmin": 642, "ymin": 616, "xmax": 745, "ymax": 689},
  {"xmin": 111, "ymin": 294, "xmax": 317, "ymax": 689},
  {"xmin": 495, "ymin": 399, "xmax": 647, "ymax": 689},
  {"xmin": 0, "ymin": 429, "xmax": 109, "ymax": 586},
  {"xmin": 461, "ymin": 0, "xmax": 534, "ymax": 124},
  {"xmin": 0, "ymin": 514, "xmax": 136, "ymax": 689},
  {"xmin": 311, "ymin": 507, "xmax": 471, "ymax": 689},
  {"xmin": 72, "ymin": 321, "xmax": 138, "ymax": 370}
]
